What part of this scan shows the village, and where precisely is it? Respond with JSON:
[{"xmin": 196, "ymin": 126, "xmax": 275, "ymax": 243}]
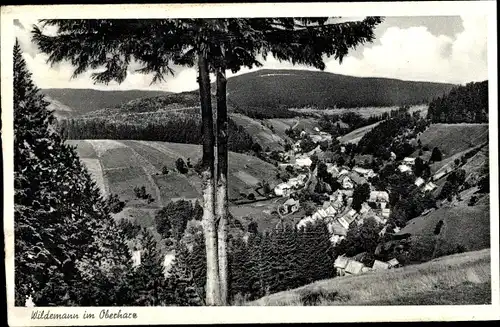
[{"xmin": 269, "ymin": 125, "xmax": 440, "ymax": 276}]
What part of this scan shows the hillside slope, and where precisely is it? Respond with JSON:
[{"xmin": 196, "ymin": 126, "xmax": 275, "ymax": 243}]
[
  {"xmin": 42, "ymin": 88, "xmax": 171, "ymax": 115},
  {"xmin": 249, "ymin": 248, "xmax": 491, "ymax": 306},
  {"xmin": 67, "ymin": 139, "xmax": 279, "ymax": 225},
  {"xmin": 397, "ymin": 205, "xmax": 490, "ymax": 258},
  {"xmin": 228, "ymin": 69, "xmax": 456, "ymax": 110}
]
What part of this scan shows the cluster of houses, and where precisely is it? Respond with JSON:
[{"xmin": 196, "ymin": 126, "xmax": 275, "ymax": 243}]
[
  {"xmin": 294, "ymin": 162, "xmax": 392, "ymax": 246},
  {"xmin": 334, "ymin": 255, "xmax": 400, "ymax": 276},
  {"xmin": 274, "ymin": 173, "xmax": 309, "ymax": 197},
  {"xmin": 398, "ymin": 156, "xmax": 438, "ymax": 192}
]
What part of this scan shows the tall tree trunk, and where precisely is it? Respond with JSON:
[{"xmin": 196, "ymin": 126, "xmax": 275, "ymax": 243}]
[
  {"xmin": 197, "ymin": 52, "xmax": 221, "ymax": 306},
  {"xmin": 216, "ymin": 63, "xmax": 229, "ymax": 305}
]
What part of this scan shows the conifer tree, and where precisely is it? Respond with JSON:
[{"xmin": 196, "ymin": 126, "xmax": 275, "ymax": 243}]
[
  {"xmin": 13, "ymin": 39, "xmax": 132, "ymax": 306},
  {"xmin": 129, "ymin": 229, "xmax": 172, "ymax": 306},
  {"xmin": 168, "ymin": 243, "xmax": 204, "ymax": 306}
]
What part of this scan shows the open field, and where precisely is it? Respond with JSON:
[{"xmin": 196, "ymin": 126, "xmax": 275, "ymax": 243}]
[
  {"xmin": 417, "ymin": 123, "xmax": 489, "ymax": 159},
  {"xmin": 230, "ymin": 113, "xmax": 287, "ymax": 150},
  {"xmin": 248, "ymin": 248, "xmax": 491, "ymax": 306},
  {"xmin": 339, "ymin": 121, "xmax": 382, "ymax": 145},
  {"xmin": 67, "ymin": 139, "xmax": 279, "ymax": 224},
  {"xmin": 398, "ymin": 205, "xmax": 490, "ymax": 257}
]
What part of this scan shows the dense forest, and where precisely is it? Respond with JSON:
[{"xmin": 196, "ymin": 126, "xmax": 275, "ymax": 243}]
[
  {"xmin": 427, "ymin": 81, "xmax": 488, "ymax": 123},
  {"xmin": 227, "ymin": 69, "xmax": 455, "ymax": 110},
  {"xmin": 58, "ymin": 115, "xmax": 257, "ymax": 154}
]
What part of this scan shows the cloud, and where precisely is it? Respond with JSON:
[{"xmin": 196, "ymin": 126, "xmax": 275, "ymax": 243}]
[
  {"xmin": 324, "ymin": 15, "xmax": 488, "ymax": 84},
  {"xmin": 15, "ymin": 16, "xmax": 488, "ymax": 92}
]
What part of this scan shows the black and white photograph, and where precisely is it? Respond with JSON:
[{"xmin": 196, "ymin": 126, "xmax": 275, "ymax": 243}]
[{"xmin": 2, "ymin": 1, "xmax": 498, "ymax": 325}]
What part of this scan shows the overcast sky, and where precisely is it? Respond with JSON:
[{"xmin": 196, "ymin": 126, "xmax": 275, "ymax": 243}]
[{"xmin": 14, "ymin": 16, "xmax": 488, "ymax": 92}]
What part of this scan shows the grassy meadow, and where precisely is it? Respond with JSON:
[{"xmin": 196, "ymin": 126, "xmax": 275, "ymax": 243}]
[{"xmin": 247, "ymin": 248, "xmax": 491, "ymax": 306}]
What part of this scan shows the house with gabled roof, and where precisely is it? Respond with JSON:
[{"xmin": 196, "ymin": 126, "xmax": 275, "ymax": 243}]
[
  {"xmin": 423, "ymin": 182, "xmax": 437, "ymax": 192},
  {"xmin": 414, "ymin": 177, "xmax": 425, "ymax": 187},
  {"xmin": 403, "ymin": 157, "xmax": 416, "ymax": 165},
  {"xmin": 325, "ymin": 205, "xmax": 337, "ymax": 216}
]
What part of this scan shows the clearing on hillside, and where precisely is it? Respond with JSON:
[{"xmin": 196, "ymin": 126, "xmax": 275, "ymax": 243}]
[
  {"xmin": 67, "ymin": 139, "xmax": 279, "ymax": 224},
  {"xmin": 417, "ymin": 123, "xmax": 488, "ymax": 159},
  {"xmin": 339, "ymin": 121, "xmax": 382, "ymax": 145},
  {"xmin": 397, "ymin": 205, "xmax": 490, "ymax": 258},
  {"xmin": 248, "ymin": 248, "xmax": 491, "ymax": 306},
  {"xmin": 230, "ymin": 113, "xmax": 286, "ymax": 151}
]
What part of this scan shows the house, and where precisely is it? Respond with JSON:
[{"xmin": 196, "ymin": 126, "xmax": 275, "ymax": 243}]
[
  {"xmin": 403, "ymin": 157, "xmax": 416, "ymax": 165},
  {"xmin": 283, "ymin": 198, "xmax": 300, "ymax": 214},
  {"xmin": 295, "ymin": 156, "xmax": 312, "ymax": 167},
  {"xmin": 322, "ymin": 201, "xmax": 331, "ymax": 209},
  {"xmin": 334, "ymin": 255, "xmax": 350, "ymax": 276},
  {"xmin": 387, "ymin": 258, "xmax": 400, "ymax": 268},
  {"xmin": 330, "ymin": 221, "xmax": 347, "ymax": 237},
  {"xmin": 299, "ymin": 130, "xmax": 307, "ymax": 138},
  {"xmin": 381, "ymin": 208, "xmax": 391, "ymax": 218},
  {"xmin": 274, "ymin": 183, "xmax": 291, "ymax": 196},
  {"xmin": 353, "ymin": 167, "xmax": 376, "ymax": 178},
  {"xmin": 398, "ymin": 164, "xmax": 412, "ymax": 173},
  {"xmin": 414, "ymin": 177, "xmax": 425, "ymax": 187},
  {"xmin": 311, "ymin": 212, "xmax": 322, "ymax": 220},
  {"xmin": 359, "ymin": 202, "xmax": 371, "ymax": 215},
  {"xmin": 390, "ymin": 152, "xmax": 397, "ymax": 160},
  {"xmin": 372, "ymin": 260, "xmax": 390, "ymax": 271},
  {"xmin": 297, "ymin": 216, "xmax": 314, "ymax": 229},
  {"xmin": 423, "ymin": 182, "xmax": 437, "ymax": 192},
  {"xmin": 317, "ymin": 208, "xmax": 328, "ymax": 218},
  {"xmin": 326, "ymin": 163, "xmax": 340, "ymax": 177},
  {"xmin": 132, "ymin": 250, "xmax": 141, "ymax": 267},
  {"xmin": 345, "ymin": 260, "xmax": 365, "ymax": 275},
  {"xmin": 340, "ymin": 146, "xmax": 346, "ymax": 153},
  {"xmin": 369, "ymin": 191, "xmax": 390, "ymax": 203},
  {"xmin": 338, "ymin": 169, "xmax": 349, "ymax": 176},
  {"xmin": 325, "ymin": 205, "xmax": 337, "ymax": 216},
  {"xmin": 163, "ymin": 252, "xmax": 176, "ymax": 277},
  {"xmin": 337, "ymin": 217, "xmax": 350, "ymax": 229},
  {"xmin": 330, "ymin": 234, "xmax": 345, "ymax": 246},
  {"xmin": 314, "ymin": 127, "xmax": 320, "ymax": 132}
]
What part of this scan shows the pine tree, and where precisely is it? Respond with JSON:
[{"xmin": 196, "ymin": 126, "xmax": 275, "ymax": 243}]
[
  {"xmin": 167, "ymin": 243, "xmax": 204, "ymax": 306},
  {"xmin": 14, "ymin": 39, "xmax": 132, "ymax": 306}
]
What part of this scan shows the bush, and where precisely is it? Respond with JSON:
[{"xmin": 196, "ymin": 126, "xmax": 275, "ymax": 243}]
[
  {"xmin": 430, "ymin": 147, "xmax": 443, "ymax": 162},
  {"xmin": 176, "ymin": 158, "xmax": 189, "ymax": 174},
  {"xmin": 247, "ymin": 193, "xmax": 256, "ymax": 201}
]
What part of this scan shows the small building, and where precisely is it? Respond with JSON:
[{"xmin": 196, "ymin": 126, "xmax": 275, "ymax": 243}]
[
  {"xmin": 345, "ymin": 260, "xmax": 365, "ymax": 275},
  {"xmin": 353, "ymin": 167, "xmax": 376, "ymax": 178},
  {"xmin": 132, "ymin": 250, "xmax": 141, "ymax": 267},
  {"xmin": 398, "ymin": 164, "xmax": 412, "ymax": 173},
  {"xmin": 317, "ymin": 208, "xmax": 328, "ymax": 218},
  {"xmin": 311, "ymin": 212, "xmax": 322, "ymax": 220},
  {"xmin": 274, "ymin": 183, "xmax": 291, "ymax": 196},
  {"xmin": 414, "ymin": 177, "xmax": 425, "ymax": 187},
  {"xmin": 330, "ymin": 234, "xmax": 345, "ymax": 246},
  {"xmin": 403, "ymin": 157, "xmax": 416, "ymax": 166},
  {"xmin": 390, "ymin": 152, "xmax": 397, "ymax": 160},
  {"xmin": 296, "ymin": 156, "xmax": 312, "ymax": 167},
  {"xmin": 387, "ymin": 258, "xmax": 400, "ymax": 268},
  {"xmin": 337, "ymin": 217, "xmax": 350, "ymax": 229},
  {"xmin": 381, "ymin": 208, "xmax": 391, "ymax": 218},
  {"xmin": 325, "ymin": 205, "xmax": 337, "ymax": 216},
  {"xmin": 350, "ymin": 172, "xmax": 367, "ymax": 186},
  {"xmin": 334, "ymin": 255, "xmax": 350, "ymax": 276},
  {"xmin": 326, "ymin": 163, "xmax": 340, "ymax": 177},
  {"xmin": 163, "ymin": 252, "xmax": 176, "ymax": 277},
  {"xmin": 423, "ymin": 182, "xmax": 437, "ymax": 192},
  {"xmin": 372, "ymin": 260, "xmax": 390, "ymax": 271},
  {"xmin": 369, "ymin": 191, "xmax": 390, "ymax": 203}
]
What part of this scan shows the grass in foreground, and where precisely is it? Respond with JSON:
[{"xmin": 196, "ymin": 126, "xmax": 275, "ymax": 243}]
[{"xmin": 248, "ymin": 248, "xmax": 491, "ymax": 306}]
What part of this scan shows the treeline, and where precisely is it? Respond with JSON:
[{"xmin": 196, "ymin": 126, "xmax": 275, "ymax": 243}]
[
  {"xmin": 228, "ymin": 222, "xmax": 335, "ymax": 302},
  {"xmin": 58, "ymin": 115, "xmax": 256, "ymax": 154},
  {"xmin": 427, "ymin": 81, "xmax": 488, "ymax": 123}
]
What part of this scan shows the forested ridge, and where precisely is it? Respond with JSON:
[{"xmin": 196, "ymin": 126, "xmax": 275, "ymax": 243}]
[{"xmin": 427, "ymin": 81, "xmax": 488, "ymax": 123}]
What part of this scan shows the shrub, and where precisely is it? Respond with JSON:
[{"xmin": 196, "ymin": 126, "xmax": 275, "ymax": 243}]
[
  {"xmin": 247, "ymin": 193, "xmax": 256, "ymax": 201},
  {"xmin": 175, "ymin": 158, "xmax": 189, "ymax": 174},
  {"xmin": 430, "ymin": 147, "xmax": 443, "ymax": 162},
  {"xmin": 106, "ymin": 194, "xmax": 126, "ymax": 214},
  {"xmin": 162, "ymin": 166, "xmax": 170, "ymax": 175}
]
